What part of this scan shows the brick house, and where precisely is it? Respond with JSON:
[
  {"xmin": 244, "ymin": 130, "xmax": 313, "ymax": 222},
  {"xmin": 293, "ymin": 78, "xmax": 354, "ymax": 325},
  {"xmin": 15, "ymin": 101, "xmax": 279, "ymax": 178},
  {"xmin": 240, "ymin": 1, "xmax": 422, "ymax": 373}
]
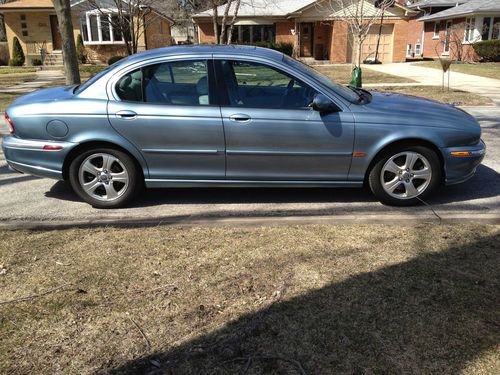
[
  {"xmin": 193, "ymin": 0, "xmax": 418, "ymax": 64},
  {"xmin": 406, "ymin": 0, "xmax": 500, "ymax": 60},
  {"xmin": 0, "ymin": 0, "xmax": 173, "ymax": 65}
]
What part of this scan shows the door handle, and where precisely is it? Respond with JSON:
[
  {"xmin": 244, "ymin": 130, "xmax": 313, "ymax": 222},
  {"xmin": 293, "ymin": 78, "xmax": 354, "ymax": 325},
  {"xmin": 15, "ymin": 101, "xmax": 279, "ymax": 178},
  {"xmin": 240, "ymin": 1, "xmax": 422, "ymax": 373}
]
[
  {"xmin": 115, "ymin": 110, "xmax": 137, "ymax": 119},
  {"xmin": 229, "ymin": 113, "xmax": 251, "ymax": 123}
]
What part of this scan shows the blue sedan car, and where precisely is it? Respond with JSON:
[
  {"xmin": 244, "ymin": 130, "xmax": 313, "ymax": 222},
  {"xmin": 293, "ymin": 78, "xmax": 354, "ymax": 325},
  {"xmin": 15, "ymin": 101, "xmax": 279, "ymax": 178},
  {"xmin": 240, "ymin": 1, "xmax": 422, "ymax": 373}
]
[{"xmin": 2, "ymin": 45, "xmax": 485, "ymax": 208}]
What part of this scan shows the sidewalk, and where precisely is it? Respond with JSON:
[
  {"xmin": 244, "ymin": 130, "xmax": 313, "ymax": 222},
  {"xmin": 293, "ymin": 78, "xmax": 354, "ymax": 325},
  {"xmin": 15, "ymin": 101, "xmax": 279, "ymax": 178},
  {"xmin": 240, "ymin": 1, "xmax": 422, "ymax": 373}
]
[
  {"xmin": 365, "ymin": 63, "xmax": 500, "ymax": 106},
  {"xmin": 0, "ymin": 70, "xmax": 65, "ymax": 94}
]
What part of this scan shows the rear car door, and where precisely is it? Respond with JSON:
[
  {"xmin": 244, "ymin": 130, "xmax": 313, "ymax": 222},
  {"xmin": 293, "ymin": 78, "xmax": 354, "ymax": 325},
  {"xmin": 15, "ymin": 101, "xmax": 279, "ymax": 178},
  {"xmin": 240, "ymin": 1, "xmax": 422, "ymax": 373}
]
[
  {"xmin": 217, "ymin": 59, "xmax": 355, "ymax": 180},
  {"xmin": 107, "ymin": 59, "xmax": 225, "ymax": 180}
]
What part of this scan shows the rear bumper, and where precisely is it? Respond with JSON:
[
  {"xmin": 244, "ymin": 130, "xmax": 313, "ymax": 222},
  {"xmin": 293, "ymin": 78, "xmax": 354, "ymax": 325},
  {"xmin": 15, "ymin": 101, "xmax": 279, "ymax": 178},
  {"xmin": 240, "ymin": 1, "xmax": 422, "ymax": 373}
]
[
  {"xmin": 442, "ymin": 140, "xmax": 486, "ymax": 185},
  {"xmin": 2, "ymin": 136, "xmax": 75, "ymax": 180}
]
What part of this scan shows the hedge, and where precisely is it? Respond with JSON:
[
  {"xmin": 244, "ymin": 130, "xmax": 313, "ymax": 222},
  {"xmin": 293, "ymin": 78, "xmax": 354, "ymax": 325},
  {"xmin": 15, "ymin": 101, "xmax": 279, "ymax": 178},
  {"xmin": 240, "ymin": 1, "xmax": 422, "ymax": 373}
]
[
  {"xmin": 108, "ymin": 55, "xmax": 126, "ymax": 65},
  {"xmin": 245, "ymin": 41, "xmax": 294, "ymax": 56},
  {"xmin": 472, "ymin": 40, "xmax": 500, "ymax": 62}
]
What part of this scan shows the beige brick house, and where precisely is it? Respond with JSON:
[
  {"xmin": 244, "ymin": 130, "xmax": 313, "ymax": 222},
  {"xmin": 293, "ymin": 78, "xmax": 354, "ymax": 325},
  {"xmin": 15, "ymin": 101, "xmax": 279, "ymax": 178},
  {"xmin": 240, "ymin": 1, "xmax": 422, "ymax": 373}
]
[
  {"xmin": 0, "ymin": 0, "xmax": 173, "ymax": 65},
  {"xmin": 193, "ymin": 0, "xmax": 417, "ymax": 63}
]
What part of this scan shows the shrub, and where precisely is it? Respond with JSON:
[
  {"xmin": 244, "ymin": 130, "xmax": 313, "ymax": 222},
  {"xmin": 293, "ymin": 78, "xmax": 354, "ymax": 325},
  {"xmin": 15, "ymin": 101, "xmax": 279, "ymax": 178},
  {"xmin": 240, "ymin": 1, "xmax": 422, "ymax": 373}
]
[
  {"xmin": 472, "ymin": 40, "xmax": 500, "ymax": 62},
  {"xmin": 9, "ymin": 37, "xmax": 25, "ymax": 66},
  {"xmin": 31, "ymin": 58, "xmax": 42, "ymax": 66},
  {"xmin": 108, "ymin": 55, "xmax": 125, "ymax": 65},
  {"xmin": 76, "ymin": 34, "xmax": 87, "ymax": 64},
  {"xmin": 243, "ymin": 41, "xmax": 294, "ymax": 56}
]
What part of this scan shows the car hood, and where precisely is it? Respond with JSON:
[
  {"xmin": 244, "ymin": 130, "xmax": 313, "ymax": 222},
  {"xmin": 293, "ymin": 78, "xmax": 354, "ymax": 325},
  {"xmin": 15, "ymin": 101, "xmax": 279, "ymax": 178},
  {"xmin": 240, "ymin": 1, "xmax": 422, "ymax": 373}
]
[
  {"xmin": 10, "ymin": 85, "xmax": 76, "ymax": 108},
  {"xmin": 352, "ymin": 90, "xmax": 479, "ymax": 132}
]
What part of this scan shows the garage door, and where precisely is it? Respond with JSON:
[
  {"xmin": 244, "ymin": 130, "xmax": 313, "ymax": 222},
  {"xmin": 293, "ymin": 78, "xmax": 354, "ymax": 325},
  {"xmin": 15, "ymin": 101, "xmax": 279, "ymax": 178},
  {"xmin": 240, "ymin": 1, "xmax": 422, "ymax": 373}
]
[{"xmin": 355, "ymin": 24, "xmax": 394, "ymax": 63}]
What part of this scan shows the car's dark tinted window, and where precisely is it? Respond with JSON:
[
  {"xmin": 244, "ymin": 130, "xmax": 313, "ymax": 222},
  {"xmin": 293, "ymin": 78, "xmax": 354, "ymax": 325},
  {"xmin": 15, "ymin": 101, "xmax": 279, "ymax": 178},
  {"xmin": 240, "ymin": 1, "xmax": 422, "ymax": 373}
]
[
  {"xmin": 115, "ymin": 69, "xmax": 143, "ymax": 102},
  {"xmin": 221, "ymin": 60, "xmax": 316, "ymax": 109},
  {"xmin": 115, "ymin": 60, "xmax": 210, "ymax": 106},
  {"xmin": 143, "ymin": 60, "xmax": 209, "ymax": 105}
]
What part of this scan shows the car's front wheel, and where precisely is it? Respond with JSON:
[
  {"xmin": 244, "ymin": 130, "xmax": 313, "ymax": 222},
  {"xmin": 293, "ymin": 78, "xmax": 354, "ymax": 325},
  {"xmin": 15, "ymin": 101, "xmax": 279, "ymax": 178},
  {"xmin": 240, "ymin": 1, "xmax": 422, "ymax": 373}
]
[
  {"xmin": 368, "ymin": 146, "xmax": 442, "ymax": 206},
  {"xmin": 69, "ymin": 148, "xmax": 141, "ymax": 208}
]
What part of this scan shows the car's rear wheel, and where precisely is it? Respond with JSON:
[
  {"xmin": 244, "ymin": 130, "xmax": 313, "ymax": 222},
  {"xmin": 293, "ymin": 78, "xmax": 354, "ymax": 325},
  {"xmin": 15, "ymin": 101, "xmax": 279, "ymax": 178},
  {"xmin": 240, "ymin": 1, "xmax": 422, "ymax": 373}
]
[
  {"xmin": 368, "ymin": 145, "xmax": 442, "ymax": 206},
  {"xmin": 69, "ymin": 148, "xmax": 141, "ymax": 208}
]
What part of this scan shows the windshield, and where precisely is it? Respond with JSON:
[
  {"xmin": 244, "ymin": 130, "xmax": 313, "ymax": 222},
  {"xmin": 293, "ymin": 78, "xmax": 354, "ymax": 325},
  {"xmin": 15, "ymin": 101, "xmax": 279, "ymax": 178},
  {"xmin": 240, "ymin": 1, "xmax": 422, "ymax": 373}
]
[{"xmin": 283, "ymin": 55, "xmax": 360, "ymax": 103}]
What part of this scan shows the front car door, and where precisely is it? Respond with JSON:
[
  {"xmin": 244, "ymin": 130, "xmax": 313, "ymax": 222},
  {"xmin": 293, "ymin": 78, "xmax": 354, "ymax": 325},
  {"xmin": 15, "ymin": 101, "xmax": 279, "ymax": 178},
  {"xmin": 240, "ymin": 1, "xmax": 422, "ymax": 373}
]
[
  {"xmin": 216, "ymin": 58, "xmax": 355, "ymax": 181},
  {"xmin": 107, "ymin": 58, "xmax": 226, "ymax": 180}
]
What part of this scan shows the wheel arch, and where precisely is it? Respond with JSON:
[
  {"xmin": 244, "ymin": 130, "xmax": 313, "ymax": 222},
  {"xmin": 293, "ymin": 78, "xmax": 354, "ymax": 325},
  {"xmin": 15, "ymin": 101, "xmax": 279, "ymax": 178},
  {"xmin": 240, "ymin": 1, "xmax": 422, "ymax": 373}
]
[
  {"xmin": 62, "ymin": 141, "xmax": 147, "ymax": 181},
  {"xmin": 363, "ymin": 138, "xmax": 445, "ymax": 184}
]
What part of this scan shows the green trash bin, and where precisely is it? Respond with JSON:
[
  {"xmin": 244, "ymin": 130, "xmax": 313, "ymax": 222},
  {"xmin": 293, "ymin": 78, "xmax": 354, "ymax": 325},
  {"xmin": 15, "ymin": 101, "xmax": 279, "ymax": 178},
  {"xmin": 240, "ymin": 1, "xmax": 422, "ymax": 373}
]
[{"xmin": 349, "ymin": 66, "xmax": 362, "ymax": 88}]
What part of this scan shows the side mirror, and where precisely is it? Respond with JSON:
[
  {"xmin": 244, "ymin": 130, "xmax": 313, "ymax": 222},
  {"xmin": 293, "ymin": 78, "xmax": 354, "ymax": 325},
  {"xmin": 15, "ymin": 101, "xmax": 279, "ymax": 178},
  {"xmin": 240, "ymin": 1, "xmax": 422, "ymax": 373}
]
[{"xmin": 311, "ymin": 93, "xmax": 341, "ymax": 114}]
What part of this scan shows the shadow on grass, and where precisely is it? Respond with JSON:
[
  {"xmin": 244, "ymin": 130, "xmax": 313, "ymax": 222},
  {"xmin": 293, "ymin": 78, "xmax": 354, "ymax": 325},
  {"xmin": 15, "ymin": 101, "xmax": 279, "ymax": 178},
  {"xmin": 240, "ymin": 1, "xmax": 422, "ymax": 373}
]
[{"xmin": 110, "ymin": 232, "xmax": 499, "ymax": 374}]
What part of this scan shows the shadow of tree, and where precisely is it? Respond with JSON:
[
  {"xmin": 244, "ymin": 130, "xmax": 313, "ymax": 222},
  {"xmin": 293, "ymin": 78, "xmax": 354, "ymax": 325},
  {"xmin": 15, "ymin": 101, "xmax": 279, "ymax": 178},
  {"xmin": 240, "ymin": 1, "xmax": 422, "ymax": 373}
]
[{"xmin": 110, "ymin": 232, "xmax": 499, "ymax": 374}]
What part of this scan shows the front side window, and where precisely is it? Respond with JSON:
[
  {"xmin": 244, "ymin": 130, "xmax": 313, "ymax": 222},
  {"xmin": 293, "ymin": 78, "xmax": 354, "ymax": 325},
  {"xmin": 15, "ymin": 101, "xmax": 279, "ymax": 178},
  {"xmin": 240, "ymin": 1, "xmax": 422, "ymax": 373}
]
[
  {"xmin": 115, "ymin": 60, "xmax": 210, "ymax": 106},
  {"xmin": 221, "ymin": 60, "xmax": 316, "ymax": 109}
]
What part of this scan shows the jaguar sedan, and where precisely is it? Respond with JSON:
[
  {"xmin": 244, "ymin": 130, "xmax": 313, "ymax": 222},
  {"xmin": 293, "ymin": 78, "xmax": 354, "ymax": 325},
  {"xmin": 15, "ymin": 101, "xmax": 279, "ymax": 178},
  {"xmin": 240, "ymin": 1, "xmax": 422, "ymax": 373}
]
[{"xmin": 2, "ymin": 45, "xmax": 485, "ymax": 208}]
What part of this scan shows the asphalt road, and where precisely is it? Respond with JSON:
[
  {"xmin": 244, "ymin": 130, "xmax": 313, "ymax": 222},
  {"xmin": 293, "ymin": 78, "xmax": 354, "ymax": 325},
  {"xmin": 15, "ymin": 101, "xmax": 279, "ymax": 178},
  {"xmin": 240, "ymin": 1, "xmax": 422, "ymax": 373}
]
[{"xmin": 0, "ymin": 106, "xmax": 498, "ymax": 227}]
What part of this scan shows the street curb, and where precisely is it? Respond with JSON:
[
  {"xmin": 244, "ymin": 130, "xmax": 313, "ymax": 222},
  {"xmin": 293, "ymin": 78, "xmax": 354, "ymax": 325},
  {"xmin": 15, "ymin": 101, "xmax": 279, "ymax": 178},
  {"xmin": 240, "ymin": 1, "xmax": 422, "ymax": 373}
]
[{"xmin": 1, "ymin": 212, "xmax": 498, "ymax": 230}]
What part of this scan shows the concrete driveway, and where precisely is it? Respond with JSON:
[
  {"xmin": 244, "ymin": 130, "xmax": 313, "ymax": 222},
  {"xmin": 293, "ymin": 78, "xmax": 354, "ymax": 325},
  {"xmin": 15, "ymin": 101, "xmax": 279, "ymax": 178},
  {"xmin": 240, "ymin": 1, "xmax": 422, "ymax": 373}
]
[{"xmin": 0, "ymin": 105, "xmax": 498, "ymax": 228}]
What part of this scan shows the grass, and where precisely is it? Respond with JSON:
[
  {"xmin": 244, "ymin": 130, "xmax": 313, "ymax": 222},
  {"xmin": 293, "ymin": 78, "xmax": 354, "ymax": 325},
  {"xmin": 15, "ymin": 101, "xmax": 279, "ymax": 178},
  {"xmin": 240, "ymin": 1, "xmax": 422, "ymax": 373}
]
[
  {"xmin": 314, "ymin": 65, "xmax": 416, "ymax": 84},
  {"xmin": 0, "ymin": 67, "xmax": 37, "ymax": 75},
  {"xmin": 0, "ymin": 93, "xmax": 21, "ymax": 112},
  {"xmin": 79, "ymin": 65, "xmax": 107, "ymax": 78},
  {"xmin": 413, "ymin": 61, "xmax": 500, "ymax": 80},
  {"xmin": 373, "ymin": 85, "xmax": 492, "ymax": 106},
  {"xmin": 0, "ymin": 224, "xmax": 498, "ymax": 375}
]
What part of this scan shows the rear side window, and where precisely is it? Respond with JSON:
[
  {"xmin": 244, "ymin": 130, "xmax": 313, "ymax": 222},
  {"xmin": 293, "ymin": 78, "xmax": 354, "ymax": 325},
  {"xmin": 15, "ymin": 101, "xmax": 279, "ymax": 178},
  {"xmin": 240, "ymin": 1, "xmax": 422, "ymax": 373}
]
[{"xmin": 115, "ymin": 60, "xmax": 210, "ymax": 106}]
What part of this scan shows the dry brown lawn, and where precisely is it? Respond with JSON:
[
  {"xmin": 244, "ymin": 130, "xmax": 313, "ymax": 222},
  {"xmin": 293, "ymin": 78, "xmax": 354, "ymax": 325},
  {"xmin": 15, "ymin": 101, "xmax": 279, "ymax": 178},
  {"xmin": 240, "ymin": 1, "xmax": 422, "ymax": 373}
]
[
  {"xmin": 0, "ymin": 224, "xmax": 498, "ymax": 375},
  {"xmin": 314, "ymin": 65, "xmax": 415, "ymax": 84},
  {"xmin": 413, "ymin": 61, "xmax": 500, "ymax": 80},
  {"xmin": 373, "ymin": 85, "xmax": 492, "ymax": 106}
]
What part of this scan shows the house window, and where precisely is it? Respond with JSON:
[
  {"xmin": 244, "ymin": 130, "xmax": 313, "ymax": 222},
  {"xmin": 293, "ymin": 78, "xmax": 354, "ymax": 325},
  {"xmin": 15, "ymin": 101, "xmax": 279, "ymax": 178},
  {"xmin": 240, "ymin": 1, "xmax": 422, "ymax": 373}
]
[
  {"xmin": 22, "ymin": 30, "xmax": 28, "ymax": 37},
  {"xmin": 406, "ymin": 43, "xmax": 411, "ymax": 57},
  {"xmin": 433, "ymin": 22, "xmax": 440, "ymax": 39},
  {"xmin": 464, "ymin": 17, "xmax": 476, "ymax": 43},
  {"xmin": 415, "ymin": 43, "xmax": 422, "ymax": 56},
  {"xmin": 20, "ymin": 14, "xmax": 26, "ymax": 21},
  {"xmin": 481, "ymin": 17, "xmax": 491, "ymax": 40},
  {"xmin": 493, "ymin": 17, "xmax": 500, "ymax": 40},
  {"xmin": 80, "ymin": 12, "xmax": 125, "ymax": 44},
  {"xmin": 219, "ymin": 24, "xmax": 276, "ymax": 44}
]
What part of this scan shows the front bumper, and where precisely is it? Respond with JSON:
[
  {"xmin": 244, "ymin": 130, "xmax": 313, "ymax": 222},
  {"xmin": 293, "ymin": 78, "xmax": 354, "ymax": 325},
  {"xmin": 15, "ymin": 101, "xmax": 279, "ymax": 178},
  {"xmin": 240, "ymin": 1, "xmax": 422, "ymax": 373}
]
[
  {"xmin": 1, "ymin": 136, "xmax": 76, "ymax": 180},
  {"xmin": 442, "ymin": 140, "xmax": 486, "ymax": 185}
]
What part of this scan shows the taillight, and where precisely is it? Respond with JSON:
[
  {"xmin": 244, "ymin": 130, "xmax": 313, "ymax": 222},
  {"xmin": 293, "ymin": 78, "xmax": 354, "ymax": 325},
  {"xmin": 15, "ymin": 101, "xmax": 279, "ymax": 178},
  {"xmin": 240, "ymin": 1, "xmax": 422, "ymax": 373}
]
[{"xmin": 4, "ymin": 112, "xmax": 14, "ymax": 134}]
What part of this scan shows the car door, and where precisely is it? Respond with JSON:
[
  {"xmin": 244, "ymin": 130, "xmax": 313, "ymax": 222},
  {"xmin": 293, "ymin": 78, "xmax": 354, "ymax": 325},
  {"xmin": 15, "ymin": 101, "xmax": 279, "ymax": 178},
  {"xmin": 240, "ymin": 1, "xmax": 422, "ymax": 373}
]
[
  {"xmin": 107, "ymin": 59, "xmax": 226, "ymax": 180},
  {"xmin": 217, "ymin": 59, "xmax": 355, "ymax": 180}
]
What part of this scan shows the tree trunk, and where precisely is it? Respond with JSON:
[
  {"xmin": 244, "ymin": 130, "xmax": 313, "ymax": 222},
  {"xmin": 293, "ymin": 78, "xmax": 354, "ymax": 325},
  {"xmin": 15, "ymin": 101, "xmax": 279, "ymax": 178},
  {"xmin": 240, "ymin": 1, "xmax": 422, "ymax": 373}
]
[
  {"xmin": 219, "ymin": 0, "xmax": 232, "ymax": 44},
  {"xmin": 211, "ymin": 0, "xmax": 219, "ymax": 44},
  {"xmin": 52, "ymin": 0, "xmax": 81, "ymax": 85},
  {"xmin": 226, "ymin": 0, "xmax": 241, "ymax": 44}
]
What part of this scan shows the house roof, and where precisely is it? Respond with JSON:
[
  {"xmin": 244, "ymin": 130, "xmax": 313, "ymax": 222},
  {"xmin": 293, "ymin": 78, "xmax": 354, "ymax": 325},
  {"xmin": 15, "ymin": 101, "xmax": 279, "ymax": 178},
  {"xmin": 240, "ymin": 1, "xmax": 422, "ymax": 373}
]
[
  {"xmin": 193, "ymin": 0, "xmax": 318, "ymax": 18},
  {"xmin": 0, "ymin": 0, "xmax": 54, "ymax": 10},
  {"xmin": 407, "ymin": 0, "xmax": 469, "ymax": 9},
  {"xmin": 419, "ymin": 0, "xmax": 500, "ymax": 21}
]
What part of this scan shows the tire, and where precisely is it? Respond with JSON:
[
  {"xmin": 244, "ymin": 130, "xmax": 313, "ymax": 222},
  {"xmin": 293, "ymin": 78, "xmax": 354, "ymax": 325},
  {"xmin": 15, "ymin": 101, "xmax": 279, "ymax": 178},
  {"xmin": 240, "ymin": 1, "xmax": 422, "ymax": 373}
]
[
  {"xmin": 368, "ymin": 145, "xmax": 442, "ymax": 206},
  {"xmin": 69, "ymin": 147, "xmax": 142, "ymax": 208}
]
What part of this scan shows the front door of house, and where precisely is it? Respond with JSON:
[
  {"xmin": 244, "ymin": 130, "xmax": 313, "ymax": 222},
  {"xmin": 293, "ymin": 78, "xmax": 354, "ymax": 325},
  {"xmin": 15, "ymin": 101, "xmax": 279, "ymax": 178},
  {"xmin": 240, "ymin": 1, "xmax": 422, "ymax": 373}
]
[
  {"xmin": 300, "ymin": 23, "xmax": 314, "ymax": 57},
  {"xmin": 50, "ymin": 15, "xmax": 62, "ymax": 50}
]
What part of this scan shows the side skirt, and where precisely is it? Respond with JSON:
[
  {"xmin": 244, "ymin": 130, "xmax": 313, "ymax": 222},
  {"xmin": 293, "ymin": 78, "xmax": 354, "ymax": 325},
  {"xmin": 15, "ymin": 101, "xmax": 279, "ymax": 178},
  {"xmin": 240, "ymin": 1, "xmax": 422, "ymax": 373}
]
[{"xmin": 145, "ymin": 179, "xmax": 364, "ymax": 188}]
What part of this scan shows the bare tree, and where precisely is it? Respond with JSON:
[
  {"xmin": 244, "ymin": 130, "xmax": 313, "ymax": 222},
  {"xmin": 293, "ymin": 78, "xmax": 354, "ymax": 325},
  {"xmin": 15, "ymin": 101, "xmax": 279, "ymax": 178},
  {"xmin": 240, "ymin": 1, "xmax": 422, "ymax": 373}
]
[
  {"xmin": 52, "ymin": 0, "xmax": 81, "ymax": 85},
  {"xmin": 85, "ymin": 0, "xmax": 169, "ymax": 55},
  {"xmin": 321, "ymin": 0, "xmax": 392, "ymax": 66}
]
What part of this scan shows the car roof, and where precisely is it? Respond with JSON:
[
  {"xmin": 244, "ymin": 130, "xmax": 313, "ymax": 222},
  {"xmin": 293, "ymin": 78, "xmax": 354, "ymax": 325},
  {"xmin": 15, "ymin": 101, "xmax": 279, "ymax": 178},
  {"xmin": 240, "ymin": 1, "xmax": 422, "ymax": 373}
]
[{"xmin": 121, "ymin": 45, "xmax": 285, "ymax": 65}]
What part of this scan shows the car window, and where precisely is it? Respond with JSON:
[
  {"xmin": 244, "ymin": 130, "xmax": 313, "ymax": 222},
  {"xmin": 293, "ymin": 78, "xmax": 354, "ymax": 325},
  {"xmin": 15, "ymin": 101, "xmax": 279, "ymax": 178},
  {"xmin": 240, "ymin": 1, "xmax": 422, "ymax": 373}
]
[
  {"xmin": 143, "ymin": 60, "xmax": 209, "ymax": 105},
  {"xmin": 115, "ymin": 69, "xmax": 143, "ymax": 102},
  {"xmin": 115, "ymin": 60, "xmax": 210, "ymax": 106},
  {"xmin": 221, "ymin": 60, "xmax": 317, "ymax": 109}
]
